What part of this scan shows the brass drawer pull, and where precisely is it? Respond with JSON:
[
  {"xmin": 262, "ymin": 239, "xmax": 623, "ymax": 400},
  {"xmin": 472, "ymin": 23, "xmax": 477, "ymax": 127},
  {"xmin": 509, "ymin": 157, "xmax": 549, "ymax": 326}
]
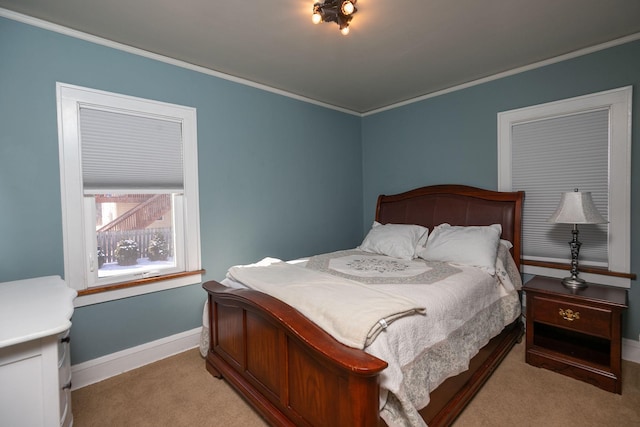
[{"xmin": 559, "ymin": 308, "xmax": 580, "ymax": 321}]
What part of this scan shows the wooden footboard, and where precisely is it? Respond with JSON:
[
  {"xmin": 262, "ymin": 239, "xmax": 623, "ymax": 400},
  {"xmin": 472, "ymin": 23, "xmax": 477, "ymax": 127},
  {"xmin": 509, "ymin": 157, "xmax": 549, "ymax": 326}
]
[{"xmin": 204, "ymin": 280, "xmax": 388, "ymax": 427}]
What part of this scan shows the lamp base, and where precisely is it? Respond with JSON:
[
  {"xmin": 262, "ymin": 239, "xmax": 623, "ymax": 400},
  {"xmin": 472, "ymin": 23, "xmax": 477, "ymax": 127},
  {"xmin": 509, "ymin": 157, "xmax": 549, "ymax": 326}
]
[{"xmin": 561, "ymin": 276, "xmax": 588, "ymax": 290}]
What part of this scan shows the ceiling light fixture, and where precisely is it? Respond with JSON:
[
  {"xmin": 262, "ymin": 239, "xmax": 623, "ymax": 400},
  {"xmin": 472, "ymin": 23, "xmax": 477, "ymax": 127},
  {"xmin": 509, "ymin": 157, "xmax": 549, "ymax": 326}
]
[{"xmin": 312, "ymin": 0, "xmax": 358, "ymax": 35}]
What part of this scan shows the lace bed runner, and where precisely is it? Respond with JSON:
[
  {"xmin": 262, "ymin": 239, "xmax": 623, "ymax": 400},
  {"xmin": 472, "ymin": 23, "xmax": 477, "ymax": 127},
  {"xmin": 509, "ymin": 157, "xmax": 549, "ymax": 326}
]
[{"xmin": 305, "ymin": 250, "xmax": 461, "ymax": 285}]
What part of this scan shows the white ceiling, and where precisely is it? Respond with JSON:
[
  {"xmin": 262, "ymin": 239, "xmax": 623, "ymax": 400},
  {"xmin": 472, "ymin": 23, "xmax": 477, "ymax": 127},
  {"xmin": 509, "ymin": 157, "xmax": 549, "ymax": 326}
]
[{"xmin": 2, "ymin": 0, "xmax": 640, "ymax": 113}]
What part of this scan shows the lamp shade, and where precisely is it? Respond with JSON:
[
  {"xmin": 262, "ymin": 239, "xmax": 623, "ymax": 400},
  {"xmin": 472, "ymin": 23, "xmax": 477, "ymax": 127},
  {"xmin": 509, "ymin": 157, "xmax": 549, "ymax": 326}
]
[{"xmin": 548, "ymin": 190, "xmax": 607, "ymax": 224}]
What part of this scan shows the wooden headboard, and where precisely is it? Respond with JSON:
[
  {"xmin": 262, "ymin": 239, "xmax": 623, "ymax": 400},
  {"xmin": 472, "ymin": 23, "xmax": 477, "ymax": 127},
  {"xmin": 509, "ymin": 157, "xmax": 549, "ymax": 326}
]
[{"xmin": 376, "ymin": 184, "xmax": 524, "ymax": 271}]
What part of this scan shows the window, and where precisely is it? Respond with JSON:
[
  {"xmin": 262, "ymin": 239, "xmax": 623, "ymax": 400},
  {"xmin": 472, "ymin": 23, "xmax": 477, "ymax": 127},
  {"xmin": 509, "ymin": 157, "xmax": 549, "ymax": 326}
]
[
  {"xmin": 57, "ymin": 83, "xmax": 202, "ymax": 305},
  {"xmin": 498, "ymin": 87, "xmax": 632, "ymax": 288}
]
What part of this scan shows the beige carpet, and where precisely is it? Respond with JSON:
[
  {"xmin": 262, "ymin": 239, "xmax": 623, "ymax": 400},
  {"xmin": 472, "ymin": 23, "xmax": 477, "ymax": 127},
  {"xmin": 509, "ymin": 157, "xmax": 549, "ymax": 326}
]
[
  {"xmin": 454, "ymin": 342, "xmax": 640, "ymax": 426},
  {"xmin": 72, "ymin": 341, "xmax": 640, "ymax": 426}
]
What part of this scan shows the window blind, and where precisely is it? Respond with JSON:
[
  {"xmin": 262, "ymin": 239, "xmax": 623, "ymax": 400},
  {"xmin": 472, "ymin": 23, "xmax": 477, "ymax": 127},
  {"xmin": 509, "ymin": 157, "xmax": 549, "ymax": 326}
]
[
  {"xmin": 79, "ymin": 107, "xmax": 183, "ymax": 191},
  {"xmin": 511, "ymin": 109, "xmax": 609, "ymax": 266}
]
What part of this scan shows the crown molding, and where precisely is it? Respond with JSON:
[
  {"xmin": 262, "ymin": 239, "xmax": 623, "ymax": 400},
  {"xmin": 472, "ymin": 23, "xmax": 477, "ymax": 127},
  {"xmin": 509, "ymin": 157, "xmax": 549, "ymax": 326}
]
[
  {"xmin": 0, "ymin": 8, "xmax": 360, "ymax": 116},
  {"xmin": 2, "ymin": 8, "xmax": 639, "ymax": 117}
]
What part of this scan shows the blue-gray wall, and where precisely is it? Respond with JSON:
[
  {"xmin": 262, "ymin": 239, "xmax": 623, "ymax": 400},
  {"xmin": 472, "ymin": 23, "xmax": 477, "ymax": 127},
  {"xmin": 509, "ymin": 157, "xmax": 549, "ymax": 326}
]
[
  {"xmin": 0, "ymin": 17, "xmax": 363, "ymax": 363},
  {"xmin": 362, "ymin": 39, "xmax": 640, "ymax": 341},
  {"xmin": 1, "ymin": 16, "xmax": 638, "ymax": 365}
]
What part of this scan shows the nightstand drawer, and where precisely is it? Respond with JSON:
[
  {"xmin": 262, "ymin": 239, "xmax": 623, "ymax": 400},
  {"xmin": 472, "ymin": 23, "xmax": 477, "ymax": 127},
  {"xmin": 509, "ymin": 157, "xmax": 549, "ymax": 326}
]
[{"xmin": 531, "ymin": 295, "xmax": 611, "ymax": 338}]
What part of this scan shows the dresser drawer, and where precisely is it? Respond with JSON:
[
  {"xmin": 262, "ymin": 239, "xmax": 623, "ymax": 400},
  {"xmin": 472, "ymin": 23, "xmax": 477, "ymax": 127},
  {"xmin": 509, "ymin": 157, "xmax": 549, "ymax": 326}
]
[
  {"xmin": 58, "ymin": 330, "xmax": 72, "ymax": 425},
  {"xmin": 58, "ymin": 329, "xmax": 70, "ymax": 367},
  {"xmin": 60, "ymin": 386, "xmax": 72, "ymax": 427},
  {"xmin": 530, "ymin": 295, "xmax": 612, "ymax": 338}
]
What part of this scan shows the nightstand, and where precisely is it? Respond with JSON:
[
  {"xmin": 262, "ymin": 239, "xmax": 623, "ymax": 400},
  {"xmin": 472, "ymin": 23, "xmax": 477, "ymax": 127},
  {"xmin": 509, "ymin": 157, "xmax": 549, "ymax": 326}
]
[{"xmin": 524, "ymin": 275, "xmax": 628, "ymax": 393}]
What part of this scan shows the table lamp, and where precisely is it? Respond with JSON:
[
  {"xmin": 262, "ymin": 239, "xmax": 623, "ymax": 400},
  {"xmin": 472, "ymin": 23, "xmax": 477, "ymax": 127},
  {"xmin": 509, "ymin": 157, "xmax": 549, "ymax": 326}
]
[{"xmin": 548, "ymin": 189, "xmax": 607, "ymax": 289}]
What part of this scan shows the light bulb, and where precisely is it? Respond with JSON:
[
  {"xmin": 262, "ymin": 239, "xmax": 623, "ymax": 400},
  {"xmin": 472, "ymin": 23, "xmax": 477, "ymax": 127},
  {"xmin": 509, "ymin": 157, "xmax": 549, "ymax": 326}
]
[
  {"xmin": 312, "ymin": 12, "xmax": 322, "ymax": 24},
  {"xmin": 341, "ymin": 1, "xmax": 354, "ymax": 15},
  {"xmin": 340, "ymin": 26, "xmax": 350, "ymax": 35}
]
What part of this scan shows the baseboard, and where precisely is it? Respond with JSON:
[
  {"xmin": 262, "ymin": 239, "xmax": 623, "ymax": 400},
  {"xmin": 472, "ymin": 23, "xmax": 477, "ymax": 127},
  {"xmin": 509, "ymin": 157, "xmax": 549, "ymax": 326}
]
[
  {"xmin": 71, "ymin": 327, "xmax": 202, "ymax": 390},
  {"xmin": 622, "ymin": 338, "xmax": 640, "ymax": 364},
  {"xmin": 70, "ymin": 327, "xmax": 638, "ymax": 391}
]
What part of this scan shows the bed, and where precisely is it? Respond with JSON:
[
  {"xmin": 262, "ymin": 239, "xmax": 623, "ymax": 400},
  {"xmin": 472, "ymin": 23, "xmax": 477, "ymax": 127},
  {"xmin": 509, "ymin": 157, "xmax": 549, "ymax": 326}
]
[{"xmin": 202, "ymin": 184, "xmax": 524, "ymax": 427}]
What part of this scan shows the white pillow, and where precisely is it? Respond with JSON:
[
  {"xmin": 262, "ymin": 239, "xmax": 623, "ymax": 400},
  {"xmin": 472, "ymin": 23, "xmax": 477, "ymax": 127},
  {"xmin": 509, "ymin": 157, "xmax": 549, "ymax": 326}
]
[
  {"xmin": 359, "ymin": 221, "xmax": 429, "ymax": 260},
  {"xmin": 416, "ymin": 223, "xmax": 502, "ymax": 274}
]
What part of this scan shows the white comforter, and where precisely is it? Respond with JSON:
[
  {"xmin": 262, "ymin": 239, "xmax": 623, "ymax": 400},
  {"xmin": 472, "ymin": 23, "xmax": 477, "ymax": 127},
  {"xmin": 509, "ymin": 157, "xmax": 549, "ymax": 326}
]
[
  {"xmin": 206, "ymin": 249, "xmax": 522, "ymax": 427},
  {"xmin": 227, "ymin": 260, "xmax": 425, "ymax": 348}
]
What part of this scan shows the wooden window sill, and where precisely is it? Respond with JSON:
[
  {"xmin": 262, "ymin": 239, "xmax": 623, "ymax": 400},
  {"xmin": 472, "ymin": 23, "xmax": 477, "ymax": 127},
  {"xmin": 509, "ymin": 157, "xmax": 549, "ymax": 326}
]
[
  {"xmin": 522, "ymin": 260, "xmax": 635, "ymax": 280},
  {"xmin": 78, "ymin": 270, "xmax": 205, "ymax": 297}
]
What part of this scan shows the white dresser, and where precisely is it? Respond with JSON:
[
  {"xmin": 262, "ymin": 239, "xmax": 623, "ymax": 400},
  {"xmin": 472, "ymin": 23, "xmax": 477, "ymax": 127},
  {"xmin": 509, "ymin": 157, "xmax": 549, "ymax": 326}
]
[{"xmin": 0, "ymin": 276, "xmax": 76, "ymax": 427}]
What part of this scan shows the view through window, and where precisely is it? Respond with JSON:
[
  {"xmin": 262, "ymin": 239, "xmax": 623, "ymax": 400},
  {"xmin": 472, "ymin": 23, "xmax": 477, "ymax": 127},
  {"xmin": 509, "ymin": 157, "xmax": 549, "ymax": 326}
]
[{"xmin": 95, "ymin": 194, "xmax": 176, "ymax": 279}]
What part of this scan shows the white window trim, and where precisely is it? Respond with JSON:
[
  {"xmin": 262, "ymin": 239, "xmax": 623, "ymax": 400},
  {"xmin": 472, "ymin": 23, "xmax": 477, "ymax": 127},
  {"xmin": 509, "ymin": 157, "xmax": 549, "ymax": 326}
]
[
  {"xmin": 498, "ymin": 86, "xmax": 632, "ymax": 288},
  {"xmin": 57, "ymin": 83, "xmax": 202, "ymax": 305}
]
